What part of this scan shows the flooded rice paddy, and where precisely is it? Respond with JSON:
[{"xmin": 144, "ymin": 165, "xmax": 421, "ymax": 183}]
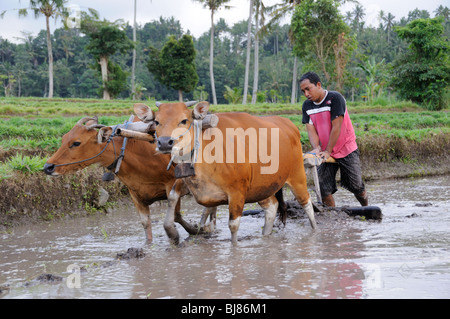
[{"xmin": 1, "ymin": 175, "xmax": 449, "ymax": 299}]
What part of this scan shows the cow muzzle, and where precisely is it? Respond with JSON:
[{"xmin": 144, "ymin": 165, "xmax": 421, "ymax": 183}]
[
  {"xmin": 43, "ymin": 163, "xmax": 56, "ymax": 175},
  {"xmin": 157, "ymin": 136, "xmax": 174, "ymax": 153}
]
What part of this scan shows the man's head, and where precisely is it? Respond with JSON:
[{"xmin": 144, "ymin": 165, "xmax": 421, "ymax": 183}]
[{"xmin": 299, "ymin": 72, "xmax": 325, "ymax": 103}]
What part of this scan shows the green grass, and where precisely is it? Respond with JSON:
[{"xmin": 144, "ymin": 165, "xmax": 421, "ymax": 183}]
[
  {"xmin": 0, "ymin": 97, "xmax": 448, "ymax": 178},
  {"xmin": 2, "ymin": 153, "xmax": 47, "ymax": 176},
  {"xmin": 0, "ymin": 97, "xmax": 140, "ymax": 117},
  {"xmin": 283, "ymin": 110, "xmax": 449, "ymax": 143}
]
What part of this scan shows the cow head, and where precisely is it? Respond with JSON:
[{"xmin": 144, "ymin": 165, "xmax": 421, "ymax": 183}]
[
  {"xmin": 43, "ymin": 117, "xmax": 113, "ymax": 176},
  {"xmin": 134, "ymin": 101, "xmax": 208, "ymax": 155}
]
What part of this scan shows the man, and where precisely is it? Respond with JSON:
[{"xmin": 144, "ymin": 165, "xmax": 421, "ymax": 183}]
[{"xmin": 300, "ymin": 71, "xmax": 368, "ymax": 207}]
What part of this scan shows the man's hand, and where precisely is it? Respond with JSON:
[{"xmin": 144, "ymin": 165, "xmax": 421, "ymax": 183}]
[{"xmin": 319, "ymin": 150, "xmax": 331, "ymax": 160}]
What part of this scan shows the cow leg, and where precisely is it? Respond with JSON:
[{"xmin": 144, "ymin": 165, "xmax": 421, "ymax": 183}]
[
  {"xmin": 129, "ymin": 192, "xmax": 153, "ymax": 243},
  {"xmin": 287, "ymin": 169, "xmax": 317, "ymax": 229},
  {"xmin": 164, "ymin": 182, "xmax": 183, "ymax": 245},
  {"xmin": 174, "ymin": 199, "xmax": 199, "ymax": 235},
  {"xmin": 199, "ymin": 206, "xmax": 217, "ymax": 233},
  {"xmin": 301, "ymin": 197, "xmax": 316, "ymax": 229},
  {"xmin": 228, "ymin": 193, "xmax": 245, "ymax": 244},
  {"xmin": 259, "ymin": 195, "xmax": 279, "ymax": 236},
  {"xmin": 174, "ymin": 202, "xmax": 217, "ymax": 235}
]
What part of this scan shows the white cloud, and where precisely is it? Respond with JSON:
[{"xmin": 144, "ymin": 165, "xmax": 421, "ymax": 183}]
[{"xmin": 1, "ymin": 0, "xmax": 447, "ymax": 43}]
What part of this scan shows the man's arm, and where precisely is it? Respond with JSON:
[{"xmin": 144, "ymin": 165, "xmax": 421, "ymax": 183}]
[
  {"xmin": 319, "ymin": 115, "xmax": 344, "ymax": 159},
  {"xmin": 306, "ymin": 123, "xmax": 321, "ymax": 154}
]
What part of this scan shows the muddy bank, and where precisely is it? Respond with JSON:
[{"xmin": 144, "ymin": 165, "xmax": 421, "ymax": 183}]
[
  {"xmin": 0, "ymin": 167, "xmax": 127, "ymax": 231},
  {"xmin": 358, "ymin": 133, "xmax": 450, "ymax": 180}
]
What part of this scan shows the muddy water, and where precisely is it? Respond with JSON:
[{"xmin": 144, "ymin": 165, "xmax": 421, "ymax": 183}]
[{"xmin": 1, "ymin": 176, "xmax": 449, "ymax": 299}]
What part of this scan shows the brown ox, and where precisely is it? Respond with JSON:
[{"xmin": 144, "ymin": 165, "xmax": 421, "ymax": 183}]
[
  {"xmin": 43, "ymin": 116, "xmax": 215, "ymax": 243},
  {"xmin": 134, "ymin": 101, "xmax": 316, "ymax": 244}
]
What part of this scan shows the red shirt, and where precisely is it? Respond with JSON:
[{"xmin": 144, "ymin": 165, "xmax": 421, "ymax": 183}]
[{"xmin": 302, "ymin": 91, "xmax": 357, "ymax": 159}]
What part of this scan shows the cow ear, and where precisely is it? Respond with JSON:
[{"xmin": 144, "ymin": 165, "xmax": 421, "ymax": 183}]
[
  {"xmin": 193, "ymin": 101, "xmax": 209, "ymax": 120},
  {"xmin": 97, "ymin": 126, "xmax": 113, "ymax": 144},
  {"xmin": 134, "ymin": 103, "xmax": 154, "ymax": 123}
]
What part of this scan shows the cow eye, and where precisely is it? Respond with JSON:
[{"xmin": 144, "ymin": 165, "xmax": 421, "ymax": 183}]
[
  {"xmin": 180, "ymin": 119, "xmax": 188, "ymax": 125},
  {"xmin": 154, "ymin": 120, "xmax": 160, "ymax": 126},
  {"xmin": 70, "ymin": 141, "xmax": 81, "ymax": 148}
]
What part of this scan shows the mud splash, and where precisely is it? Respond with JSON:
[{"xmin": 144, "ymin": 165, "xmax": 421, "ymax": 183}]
[{"xmin": 0, "ymin": 175, "xmax": 449, "ymax": 299}]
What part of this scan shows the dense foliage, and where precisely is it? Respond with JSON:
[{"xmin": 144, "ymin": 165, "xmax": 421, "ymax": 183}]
[
  {"xmin": 291, "ymin": 0, "xmax": 355, "ymax": 92},
  {"xmin": 391, "ymin": 17, "xmax": 450, "ymax": 110},
  {"xmin": 147, "ymin": 35, "xmax": 198, "ymax": 101},
  {"xmin": 0, "ymin": 3, "xmax": 448, "ymax": 108}
]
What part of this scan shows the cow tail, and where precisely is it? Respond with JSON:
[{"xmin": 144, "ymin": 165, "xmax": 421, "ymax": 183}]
[{"xmin": 275, "ymin": 188, "xmax": 287, "ymax": 226}]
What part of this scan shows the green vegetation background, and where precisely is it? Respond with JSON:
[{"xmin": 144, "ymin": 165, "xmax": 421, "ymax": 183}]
[{"xmin": 0, "ymin": 97, "xmax": 448, "ymax": 179}]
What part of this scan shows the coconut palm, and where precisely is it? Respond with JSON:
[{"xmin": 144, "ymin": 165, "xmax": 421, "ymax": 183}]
[
  {"xmin": 434, "ymin": 5, "xmax": 449, "ymax": 21},
  {"xmin": 383, "ymin": 12, "xmax": 396, "ymax": 45},
  {"xmin": 352, "ymin": 4, "xmax": 365, "ymax": 31},
  {"xmin": 242, "ymin": 0, "xmax": 254, "ymax": 105},
  {"xmin": 192, "ymin": 0, "xmax": 232, "ymax": 105},
  {"xmin": 265, "ymin": 0, "xmax": 302, "ymax": 103},
  {"xmin": 2, "ymin": 1, "xmax": 69, "ymax": 98},
  {"xmin": 251, "ymin": 0, "xmax": 267, "ymax": 104}
]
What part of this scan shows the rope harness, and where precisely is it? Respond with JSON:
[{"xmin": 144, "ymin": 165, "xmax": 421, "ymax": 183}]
[
  {"xmin": 164, "ymin": 119, "xmax": 201, "ymax": 171},
  {"xmin": 53, "ymin": 118, "xmax": 132, "ymax": 177}
]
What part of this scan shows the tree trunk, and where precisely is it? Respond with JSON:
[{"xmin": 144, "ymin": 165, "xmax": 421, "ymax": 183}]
[
  {"xmin": 99, "ymin": 55, "xmax": 110, "ymax": 100},
  {"xmin": 131, "ymin": 0, "xmax": 137, "ymax": 99},
  {"xmin": 178, "ymin": 90, "xmax": 183, "ymax": 102},
  {"xmin": 45, "ymin": 15, "xmax": 54, "ymax": 98},
  {"xmin": 243, "ymin": 0, "xmax": 253, "ymax": 105},
  {"xmin": 291, "ymin": 55, "xmax": 298, "ymax": 104},
  {"xmin": 209, "ymin": 11, "xmax": 217, "ymax": 105},
  {"xmin": 251, "ymin": 4, "xmax": 260, "ymax": 105},
  {"xmin": 18, "ymin": 75, "xmax": 21, "ymax": 97}
]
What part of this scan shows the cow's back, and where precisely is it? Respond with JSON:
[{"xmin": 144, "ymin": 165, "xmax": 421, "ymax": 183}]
[{"xmin": 192, "ymin": 112, "xmax": 302, "ymax": 204}]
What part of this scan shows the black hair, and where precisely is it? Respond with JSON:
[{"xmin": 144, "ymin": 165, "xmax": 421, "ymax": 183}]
[{"xmin": 299, "ymin": 72, "xmax": 321, "ymax": 86}]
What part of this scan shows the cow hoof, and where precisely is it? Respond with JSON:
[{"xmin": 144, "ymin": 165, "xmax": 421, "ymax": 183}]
[{"xmin": 200, "ymin": 223, "xmax": 215, "ymax": 233}]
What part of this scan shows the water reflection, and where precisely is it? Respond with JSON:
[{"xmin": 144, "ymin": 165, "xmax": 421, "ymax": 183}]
[
  {"xmin": 1, "ymin": 176, "xmax": 449, "ymax": 299},
  {"xmin": 127, "ymin": 225, "xmax": 366, "ymax": 299}
]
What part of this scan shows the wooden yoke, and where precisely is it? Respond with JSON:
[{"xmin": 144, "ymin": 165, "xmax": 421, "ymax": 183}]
[
  {"xmin": 116, "ymin": 128, "xmax": 155, "ymax": 142},
  {"xmin": 115, "ymin": 114, "xmax": 219, "ymax": 142}
]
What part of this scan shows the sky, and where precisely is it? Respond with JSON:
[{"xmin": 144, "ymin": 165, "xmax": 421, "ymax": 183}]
[{"xmin": 0, "ymin": 0, "xmax": 447, "ymax": 43}]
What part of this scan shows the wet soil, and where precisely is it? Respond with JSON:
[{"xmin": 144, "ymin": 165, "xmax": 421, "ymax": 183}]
[{"xmin": 1, "ymin": 176, "xmax": 448, "ymax": 299}]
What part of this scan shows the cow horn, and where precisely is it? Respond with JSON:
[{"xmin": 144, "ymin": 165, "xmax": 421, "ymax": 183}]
[
  {"xmin": 155, "ymin": 101, "xmax": 161, "ymax": 108},
  {"xmin": 77, "ymin": 116, "xmax": 97, "ymax": 126},
  {"xmin": 185, "ymin": 101, "xmax": 198, "ymax": 107}
]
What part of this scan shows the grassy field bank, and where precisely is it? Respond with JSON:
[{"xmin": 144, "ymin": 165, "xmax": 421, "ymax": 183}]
[{"xmin": 1, "ymin": 97, "xmax": 449, "ymax": 230}]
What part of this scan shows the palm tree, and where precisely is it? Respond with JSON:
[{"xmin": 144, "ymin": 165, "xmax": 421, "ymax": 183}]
[
  {"xmin": 352, "ymin": 4, "xmax": 365, "ymax": 32},
  {"xmin": 344, "ymin": 11, "xmax": 353, "ymax": 25},
  {"xmin": 251, "ymin": 0, "xmax": 267, "ymax": 104},
  {"xmin": 383, "ymin": 12, "xmax": 396, "ymax": 45},
  {"xmin": 131, "ymin": 0, "xmax": 137, "ymax": 99},
  {"xmin": 267, "ymin": 0, "xmax": 356, "ymax": 103},
  {"xmin": 265, "ymin": 0, "xmax": 302, "ymax": 104},
  {"xmin": 10, "ymin": 1, "xmax": 69, "ymax": 98},
  {"xmin": 434, "ymin": 5, "xmax": 449, "ymax": 21},
  {"xmin": 378, "ymin": 10, "xmax": 385, "ymax": 29},
  {"xmin": 192, "ymin": 0, "xmax": 232, "ymax": 105},
  {"xmin": 242, "ymin": 0, "xmax": 254, "ymax": 105}
]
